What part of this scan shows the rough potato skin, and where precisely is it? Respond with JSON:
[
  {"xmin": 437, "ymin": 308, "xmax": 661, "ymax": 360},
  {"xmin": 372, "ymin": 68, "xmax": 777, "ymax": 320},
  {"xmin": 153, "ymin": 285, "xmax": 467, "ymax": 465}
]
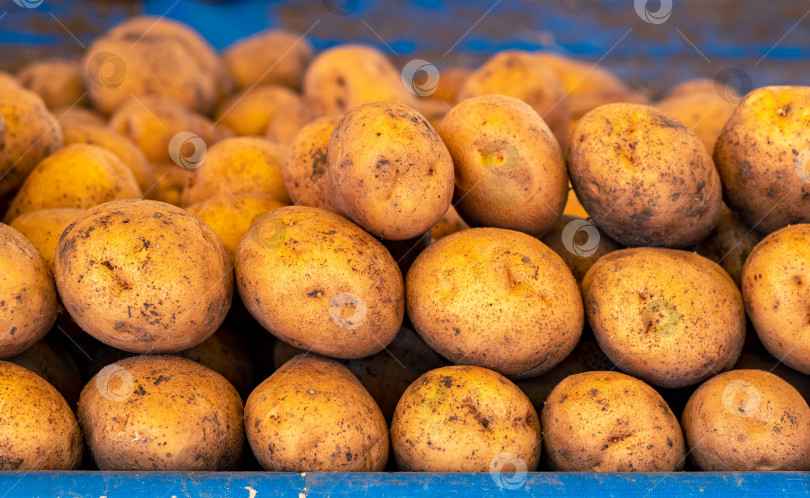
[
  {"xmin": 8, "ymin": 208, "xmax": 86, "ymax": 269},
  {"xmin": 0, "ymin": 223, "xmax": 59, "ymax": 358},
  {"xmin": 391, "ymin": 365, "xmax": 541, "ymax": 472},
  {"xmin": 326, "ymin": 101, "xmax": 454, "ymax": 240},
  {"xmin": 437, "ymin": 95, "xmax": 568, "ymax": 237},
  {"xmin": 54, "ymin": 199, "xmax": 233, "ymax": 353},
  {"xmin": 223, "ymin": 29, "xmax": 314, "ymax": 90},
  {"xmin": 283, "ymin": 115, "xmax": 340, "ymax": 210},
  {"xmin": 540, "ymin": 214, "xmax": 622, "ymax": 284},
  {"xmin": 694, "ymin": 203, "xmax": 762, "ymax": 287},
  {"xmin": 568, "ymin": 103, "xmax": 722, "ymax": 247},
  {"xmin": 714, "ymin": 86, "xmax": 810, "ymax": 234},
  {"xmin": 542, "ymin": 371, "xmax": 685, "ymax": 472},
  {"xmin": 742, "ymin": 224, "xmax": 810, "ymax": 374},
  {"xmin": 245, "ymin": 353, "xmax": 389, "ymax": 471},
  {"xmin": 0, "ymin": 361, "xmax": 83, "ymax": 470},
  {"xmin": 79, "ymin": 355, "xmax": 244, "ymax": 471},
  {"xmin": 406, "ymin": 227, "xmax": 583, "ymax": 378},
  {"xmin": 682, "ymin": 369, "xmax": 810, "ymax": 471},
  {"xmin": 582, "ymin": 248, "xmax": 745, "ymax": 388},
  {"xmin": 236, "ymin": 206, "xmax": 404, "ymax": 358}
]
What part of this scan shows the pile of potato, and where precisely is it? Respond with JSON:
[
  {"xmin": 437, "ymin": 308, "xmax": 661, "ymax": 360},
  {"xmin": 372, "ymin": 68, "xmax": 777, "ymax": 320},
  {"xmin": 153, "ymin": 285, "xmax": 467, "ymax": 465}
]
[{"xmin": 0, "ymin": 15, "xmax": 809, "ymax": 474}]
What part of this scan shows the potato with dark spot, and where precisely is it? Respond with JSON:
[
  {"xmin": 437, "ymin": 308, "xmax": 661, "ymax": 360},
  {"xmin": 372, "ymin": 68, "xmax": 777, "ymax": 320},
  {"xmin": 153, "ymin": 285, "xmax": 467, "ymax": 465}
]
[
  {"xmin": 406, "ymin": 227, "xmax": 583, "ymax": 378},
  {"xmin": 694, "ymin": 203, "xmax": 762, "ymax": 287},
  {"xmin": 223, "ymin": 29, "xmax": 313, "ymax": 90},
  {"xmin": 54, "ymin": 199, "xmax": 233, "ymax": 353},
  {"xmin": 8, "ymin": 337, "xmax": 82, "ymax": 409},
  {"xmin": 327, "ymin": 101, "xmax": 454, "ymax": 240},
  {"xmin": 282, "ymin": 115, "xmax": 340, "ymax": 210},
  {"xmin": 582, "ymin": 248, "xmax": 745, "ymax": 388},
  {"xmin": 0, "ymin": 223, "xmax": 59, "ymax": 358},
  {"xmin": 236, "ymin": 206, "xmax": 403, "ymax": 358},
  {"xmin": 542, "ymin": 371, "xmax": 685, "ymax": 471},
  {"xmin": 0, "ymin": 361, "xmax": 82, "ymax": 469},
  {"xmin": 17, "ymin": 59, "xmax": 85, "ymax": 110},
  {"xmin": 8, "ymin": 208, "xmax": 86, "ymax": 269},
  {"xmin": 569, "ymin": 103, "xmax": 723, "ymax": 248},
  {"xmin": 742, "ymin": 224, "xmax": 810, "ymax": 374},
  {"xmin": 215, "ymin": 84, "xmax": 308, "ymax": 141},
  {"xmin": 682, "ymin": 369, "xmax": 810, "ymax": 470},
  {"xmin": 79, "ymin": 355, "xmax": 243, "ymax": 470},
  {"xmin": 246, "ymin": 353, "xmax": 389, "ymax": 471},
  {"xmin": 391, "ymin": 365, "xmax": 541, "ymax": 472},
  {"xmin": 540, "ymin": 214, "xmax": 621, "ymax": 284},
  {"xmin": 438, "ymin": 95, "xmax": 567, "ymax": 237}
]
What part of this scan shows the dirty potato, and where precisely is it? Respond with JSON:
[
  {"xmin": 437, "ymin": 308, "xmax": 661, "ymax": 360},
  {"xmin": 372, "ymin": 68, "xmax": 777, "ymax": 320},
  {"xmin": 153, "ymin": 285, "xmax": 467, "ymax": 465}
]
[{"xmin": 17, "ymin": 59, "xmax": 85, "ymax": 109}]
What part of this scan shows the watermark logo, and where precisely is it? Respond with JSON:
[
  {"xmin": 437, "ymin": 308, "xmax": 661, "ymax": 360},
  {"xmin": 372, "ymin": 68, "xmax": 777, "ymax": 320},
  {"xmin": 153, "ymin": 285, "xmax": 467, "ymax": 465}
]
[
  {"xmin": 168, "ymin": 132, "xmax": 207, "ymax": 169},
  {"xmin": 250, "ymin": 215, "xmax": 287, "ymax": 250},
  {"xmin": 95, "ymin": 364, "xmax": 135, "ymax": 402},
  {"xmin": 641, "ymin": 299, "xmax": 681, "ymax": 338},
  {"xmin": 489, "ymin": 453, "xmax": 529, "ymax": 490},
  {"xmin": 12, "ymin": 0, "xmax": 43, "ymax": 9},
  {"xmin": 561, "ymin": 219, "xmax": 600, "ymax": 257},
  {"xmin": 722, "ymin": 380, "xmax": 761, "ymax": 417},
  {"xmin": 634, "ymin": 0, "xmax": 672, "ymax": 24},
  {"xmin": 481, "ymin": 139, "xmax": 519, "ymax": 174},
  {"xmin": 329, "ymin": 292, "xmax": 367, "ymax": 329},
  {"xmin": 794, "ymin": 147, "xmax": 810, "ymax": 183},
  {"xmin": 401, "ymin": 59, "xmax": 440, "ymax": 97},
  {"xmin": 87, "ymin": 51, "xmax": 127, "ymax": 89},
  {"xmin": 322, "ymin": 0, "xmax": 358, "ymax": 15},
  {"xmin": 714, "ymin": 67, "xmax": 752, "ymax": 104}
]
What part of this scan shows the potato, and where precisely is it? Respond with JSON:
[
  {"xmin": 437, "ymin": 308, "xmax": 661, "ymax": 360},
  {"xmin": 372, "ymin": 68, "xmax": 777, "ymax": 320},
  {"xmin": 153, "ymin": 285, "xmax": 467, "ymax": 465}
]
[
  {"xmin": 8, "ymin": 208, "xmax": 86, "ymax": 268},
  {"xmin": 656, "ymin": 91, "xmax": 737, "ymax": 153},
  {"xmin": 391, "ymin": 365, "xmax": 541, "ymax": 472},
  {"xmin": 714, "ymin": 86, "xmax": 810, "ymax": 233},
  {"xmin": 742, "ymin": 224, "xmax": 810, "ymax": 374},
  {"xmin": 54, "ymin": 199, "xmax": 233, "ymax": 353},
  {"xmin": 540, "ymin": 214, "xmax": 621, "ymax": 284},
  {"xmin": 430, "ymin": 205, "xmax": 469, "ymax": 241},
  {"xmin": 682, "ymin": 369, "xmax": 810, "ymax": 470},
  {"xmin": 283, "ymin": 115, "xmax": 340, "ymax": 210},
  {"xmin": 52, "ymin": 105, "xmax": 106, "ymax": 130},
  {"xmin": 181, "ymin": 136, "xmax": 290, "ymax": 207},
  {"xmin": 79, "ymin": 355, "xmax": 243, "ymax": 470},
  {"xmin": 327, "ymin": 101, "xmax": 454, "ymax": 240},
  {"xmin": 303, "ymin": 44, "xmax": 416, "ymax": 117},
  {"xmin": 185, "ymin": 192, "xmax": 284, "ymax": 263},
  {"xmin": 8, "ymin": 337, "xmax": 82, "ymax": 409},
  {"xmin": 223, "ymin": 29, "xmax": 314, "ymax": 90},
  {"xmin": 215, "ymin": 84, "xmax": 308, "ymax": 141},
  {"xmin": 0, "ymin": 223, "xmax": 59, "ymax": 358},
  {"xmin": 438, "ymin": 94, "xmax": 567, "ymax": 236},
  {"xmin": 236, "ymin": 206, "xmax": 404, "ymax": 359},
  {"xmin": 542, "ymin": 371, "xmax": 685, "ymax": 471},
  {"xmin": 431, "ymin": 66, "xmax": 470, "ymax": 104},
  {"xmin": 245, "ymin": 353, "xmax": 389, "ymax": 471},
  {"xmin": 582, "ymin": 248, "xmax": 745, "ymax": 388},
  {"xmin": 0, "ymin": 86, "xmax": 64, "ymax": 199},
  {"xmin": 0, "ymin": 361, "xmax": 82, "ymax": 469},
  {"xmin": 569, "ymin": 103, "xmax": 722, "ymax": 247},
  {"xmin": 17, "ymin": 59, "xmax": 85, "ymax": 109},
  {"xmin": 406, "ymin": 227, "xmax": 583, "ymax": 378},
  {"xmin": 4, "ymin": 143, "xmax": 142, "ymax": 222},
  {"xmin": 457, "ymin": 50, "xmax": 569, "ymax": 147},
  {"xmin": 694, "ymin": 203, "xmax": 762, "ymax": 287}
]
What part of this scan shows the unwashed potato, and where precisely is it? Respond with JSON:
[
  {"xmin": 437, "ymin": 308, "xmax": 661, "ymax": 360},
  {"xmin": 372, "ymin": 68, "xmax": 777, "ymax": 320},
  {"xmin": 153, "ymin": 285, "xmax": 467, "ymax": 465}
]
[
  {"xmin": 79, "ymin": 355, "xmax": 243, "ymax": 470},
  {"xmin": 540, "ymin": 214, "xmax": 622, "ymax": 284},
  {"xmin": 52, "ymin": 105, "xmax": 107, "ymax": 130},
  {"xmin": 542, "ymin": 371, "xmax": 685, "ymax": 471},
  {"xmin": 430, "ymin": 204, "xmax": 469, "ymax": 241},
  {"xmin": 17, "ymin": 59, "xmax": 85, "ymax": 109},
  {"xmin": 656, "ymin": 90, "xmax": 737, "ymax": 153},
  {"xmin": 568, "ymin": 103, "xmax": 723, "ymax": 247},
  {"xmin": 181, "ymin": 136, "xmax": 290, "ymax": 207},
  {"xmin": 223, "ymin": 29, "xmax": 314, "ymax": 90},
  {"xmin": 8, "ymin": 208, "xmax": 87, "ymax": 268},
  {"xmin": 327, "ymin": 101, "xmax": 454, "ymax": 240},
  {"xmin": 742, "ymin": 224, "xmax": 810, "ymax": 374},
  {"xmin": 714, "ymin": 86, "xmax": 810, "ymax": 233},
  {"xmin": 391, "ymin": 365, "xmax": 541, "ymax": 472},
  {"xmin": 694, "ymin": 203, "xmax": 762, "ymax": 287},
  {"xmin": 215, "ymin": 84, "xmax": 308, "ymax": 141},
  {"xmin": 0, "ymin": 361, "xmax": 82, "ymax": 469},
  {"xmin": 54, "ymin": 199, "xmax": 233, "ymax": 353},
  {"xmin": 406, "ymin": 227, "xmax": 583, "ymax": 378},
  {"xmin": 303, "ymin": 44, "xmax": 416, "ymax": 117},
  {"xmin": 0, "ymin": 223, "xmax": 59, "ymax": 358},
  {"xmin": 282, "ymin": 115, "xmax": 340, "ymax": 210},
  {"xmin": 4, "ymin": 144, "xmax": 142, "ymax": 223},
  {"xmin": 245, "ymin": 353, "xmax": 389, "ymax": 471},
  {"xmin": 437, "ymin": 94, "xmax": 567, "ymax": 236},
  {"xmin": 8, "ymin": 337, "xmax": 82, "ymax": 409},
  {"xmin": 682, "ymin": 369, "xmax": 810, "ymax": 470},
  {"xmin": 236, "ymin": 206, "xmax": 404, "ymax": 359},
  {"xmin": 582, "ymin": 248, "xmax": 745, "ymax": 388}
]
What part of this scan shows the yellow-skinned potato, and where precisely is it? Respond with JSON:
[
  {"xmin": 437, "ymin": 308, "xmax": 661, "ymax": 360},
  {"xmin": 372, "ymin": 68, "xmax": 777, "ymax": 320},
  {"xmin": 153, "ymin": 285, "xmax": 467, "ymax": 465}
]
[
  {"xmin": 391, "ymin": 365, "xmax": 541, "ymax": 472},
  {"xmin": 4, "ymin": 143, "xmax": 142, "ymax": 223},
  {"xmin": 542, "ymin": 371, "xmax": 685, "ymax": 471},
  {"xmin": 0, "ymin": 361, "xmax": 82, "ymax": 469},
  {"xmin": 540, "ymin": 214, "xmax": 621, "ymax": 284},
  {"xmin": 246, "ymin": 353, "xmax": 389, "ymax": 471},
  {"xmin": 303, "ymin": 44, "xmax": 416, "ymax": 116},
  {"xmin": 8, "ymin": 208, "xmax": 86, "ymax": 268},
  {"xmin": 694, "ymin": 203, "xmax": 762, "ymax": 287},
  {"xmin": 327, "ymin": 101, "xmax": 454, "ymax": 240},
  {"xmin": 8, "ymin": 337, "xmax": 82, "ymax": 409},
  {"xmin": 215, "ymin": 84, "xmax": 308, "ymax": 141},
  {"xmin": 742, "ymin": 224, "xmax": 810, "ymax": 374},
  {"xmin": 54, "ymin": 199, "xmax": 233, "ymax": 353},
  {"xmin": 582, "ymin": 248, "xmax": 745, "ymax": 388},
  {"xmin": 0, "ymin": 223, "xmax": 59, "ymax": 358},
  {"xmin": 236, "ymin": 206, "xmax": 404, "ymax": 359},
  {"xmin": 79, "ymin": 355, "xmax": 243, "ymax": 470},
  {"xmin": 714, "ymin": 86, "xmax": 810, "ymax": 233},
  {"xmin": 223, "ymin": 29, "xmax": 314, "ymax": 90},
  {"xmin": 682, "ymin": 369, "xmax": 810, "ymax": 470},
  {"xmin": 17, "ymin": 59, "xmax": 85, "ymax": 109},
  {"xmin": 52, "ymin": 105, "xmax": 106, "ymax": 130},
  {"xmin": 283, "ymin": 115, "xmax": 340, "ymax": 210},
  {"xmin": 430, "ymin": 204, "xmax": 469, "ymax": 241},
  {"xmin": 569, "ymin": 103, "xmax": 723, "ymax": 247},
  {"xmin": 406, "ymin": 227, "xmax": 583, "ymax": 378},
  {"xmin": 656, "ymin": 91, "xmax": 737, "ymax": 153},
  {"xmin": 438, "ymin": 94, "xmax": 567, "ymax": 236}
]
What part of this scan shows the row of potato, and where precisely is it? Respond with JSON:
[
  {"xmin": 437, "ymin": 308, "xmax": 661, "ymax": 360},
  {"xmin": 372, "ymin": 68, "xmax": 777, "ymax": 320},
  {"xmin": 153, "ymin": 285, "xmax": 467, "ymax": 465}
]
[{"xmin": 0, "ymin": 15, "xmax": 809, "ymax": 474}]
